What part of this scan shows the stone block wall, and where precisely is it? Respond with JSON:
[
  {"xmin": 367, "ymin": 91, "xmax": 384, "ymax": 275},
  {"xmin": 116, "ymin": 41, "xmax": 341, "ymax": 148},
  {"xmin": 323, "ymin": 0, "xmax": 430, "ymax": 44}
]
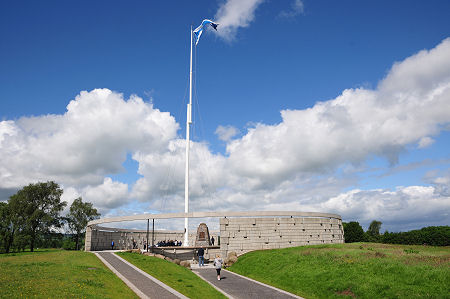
[
  {"xmin": 85, "ymin": 215, "xmax": 343, "ymax": 259},
  {"xmin": 219, "ymin": 216, "xmax": 344, "ymax": 257}
]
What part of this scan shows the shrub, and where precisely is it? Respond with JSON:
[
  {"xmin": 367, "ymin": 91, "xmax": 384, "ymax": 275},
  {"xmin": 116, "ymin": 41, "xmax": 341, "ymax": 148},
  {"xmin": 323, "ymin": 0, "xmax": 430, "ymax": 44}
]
[{"xmin": 62, "ymin": 239, "xmax": 76, "ymax": 250}]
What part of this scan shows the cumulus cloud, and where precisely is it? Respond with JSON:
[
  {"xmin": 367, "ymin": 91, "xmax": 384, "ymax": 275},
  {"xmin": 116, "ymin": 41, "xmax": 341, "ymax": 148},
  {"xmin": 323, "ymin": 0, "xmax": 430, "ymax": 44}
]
[
  {"xmin": 0, "ymin": 88, "xmax": 178, "ymax": 204},
  {"xmin": 225, "ymin": 38, "xmax": 450, "ymax": 185},
  {"xmin": 424, "ymin": 169, "xmax": 450, "ymax": 197},
  {"xmin": 82, "ymin": 177, "xmax": 129, "ymax": 210},
  {"xmin": 215, "ymin": 125, "xmax": 240, "ymax": 142},
  {"xmin": 214, "ymin": 0, "xmax": 264, "ymax": 41},
  {"xmin": 321, "ymin": 185, "xmax": 450, "ymax": 231}
]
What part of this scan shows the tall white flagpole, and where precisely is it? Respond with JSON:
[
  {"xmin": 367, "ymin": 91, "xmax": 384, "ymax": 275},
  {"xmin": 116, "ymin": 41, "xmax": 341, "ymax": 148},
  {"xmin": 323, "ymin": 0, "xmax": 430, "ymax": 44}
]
[{"xmin": 184, "ymin": 26, "xmax": 193, "ymax": 247}]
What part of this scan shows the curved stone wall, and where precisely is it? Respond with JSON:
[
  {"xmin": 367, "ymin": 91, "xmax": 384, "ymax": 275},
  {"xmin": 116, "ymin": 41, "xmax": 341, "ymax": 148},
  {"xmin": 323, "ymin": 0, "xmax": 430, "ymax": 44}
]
[{"xmin": 85, "ymin": 211, "xmax": 344, "ymax": 257}]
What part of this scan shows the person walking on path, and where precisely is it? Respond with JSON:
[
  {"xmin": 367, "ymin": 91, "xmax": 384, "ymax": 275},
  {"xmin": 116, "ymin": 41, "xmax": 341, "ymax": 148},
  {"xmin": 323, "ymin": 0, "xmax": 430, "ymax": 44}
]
[
  {"xmin": 197, "ymin": 247, "xmax": 205, "ymax": 267},
  {"xmin": 214, "ymin": 254, "xmax": 223, "ymax": 280},
  {"xmin": 111, "ymin": 240, "xmax": 114, "ymax": 250},
  {"xmin": 211, "ymin": 236, "xmax": 215, "ymax": 246}
]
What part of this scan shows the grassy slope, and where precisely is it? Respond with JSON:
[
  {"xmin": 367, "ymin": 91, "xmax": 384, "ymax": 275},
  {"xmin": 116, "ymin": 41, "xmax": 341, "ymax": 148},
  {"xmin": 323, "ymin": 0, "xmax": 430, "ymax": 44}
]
[
  {"xmin": 0, "ymin": 249, "xmax": 137, "ymax": 299},
  {"xmin": 228, "ymin": 243, "xmax": 450, "ymax": 299},
  {"xmin": 118, "ymin": 252, "xmax": 226, "ymax": 299}
]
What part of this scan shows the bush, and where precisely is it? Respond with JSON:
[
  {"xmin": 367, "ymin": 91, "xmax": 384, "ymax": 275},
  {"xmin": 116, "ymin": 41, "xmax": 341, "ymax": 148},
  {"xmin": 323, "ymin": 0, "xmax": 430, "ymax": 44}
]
[{"xmin": 62, "ymin": 239, "xmax": 76, "ymax": 250}]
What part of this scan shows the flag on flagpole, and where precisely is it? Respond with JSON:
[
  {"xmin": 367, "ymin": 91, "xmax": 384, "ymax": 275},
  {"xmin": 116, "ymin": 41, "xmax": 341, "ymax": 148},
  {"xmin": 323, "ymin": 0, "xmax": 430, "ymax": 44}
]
[{"xmin": 193, "ymin": 19, "xmax": 218, "ymax": 45}]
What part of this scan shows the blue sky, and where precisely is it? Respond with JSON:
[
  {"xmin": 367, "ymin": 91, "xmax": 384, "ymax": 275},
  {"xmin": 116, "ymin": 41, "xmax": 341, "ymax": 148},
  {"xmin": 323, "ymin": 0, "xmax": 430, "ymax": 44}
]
[{"xmin": 1, "ymin": 0, "xmax": 449, "ymax": 232}]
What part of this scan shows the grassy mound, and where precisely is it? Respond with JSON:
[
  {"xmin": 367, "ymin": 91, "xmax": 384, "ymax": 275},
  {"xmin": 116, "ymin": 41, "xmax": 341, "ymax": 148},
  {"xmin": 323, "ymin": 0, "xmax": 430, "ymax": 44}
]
[
  {"xmin": 0, "ymin": 249, "xmax": 137, "ymax": 298},
  {"xmin": 118, "ymin": 252, "xmax": 226, "ymax": 299},
  {"xmin": 227, "ymin": 243, "xmax": 450, "ymax": 298}
]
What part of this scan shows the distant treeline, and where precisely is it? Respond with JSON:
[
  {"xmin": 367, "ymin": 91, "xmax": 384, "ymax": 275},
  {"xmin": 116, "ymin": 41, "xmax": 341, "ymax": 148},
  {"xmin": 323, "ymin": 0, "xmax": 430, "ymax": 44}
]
[
  {"xmin": 382, "ymin": 226, "xmax": 450, "ymax": 246},
  {"xmin": 343, "ymin": 221, "xmax": 450, "ymax": 246}
]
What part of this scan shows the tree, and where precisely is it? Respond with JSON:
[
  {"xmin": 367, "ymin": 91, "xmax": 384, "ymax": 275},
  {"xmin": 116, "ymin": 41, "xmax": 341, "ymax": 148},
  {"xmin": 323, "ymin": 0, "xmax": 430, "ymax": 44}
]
[
  {"xmin": 0, "ymin": 200, "xmax": 27, "ymax": 253},
  {"xmin": 0, "ymin": 202, "xmax": 13, "ymax": 253},
  {"xmin": 8, "ymin": 181, "xmax": 67, "ymax": 252},
  {"xmin": 67, "ymin": 197, "xmax": 100, "ymax": 250},
  {"xmin": 343, "ymin": 221, "xmax": 365, "ymax": 243},
  {"xmin": 367, "ymin": 220, "xmax": 382, "ymax": 236}
]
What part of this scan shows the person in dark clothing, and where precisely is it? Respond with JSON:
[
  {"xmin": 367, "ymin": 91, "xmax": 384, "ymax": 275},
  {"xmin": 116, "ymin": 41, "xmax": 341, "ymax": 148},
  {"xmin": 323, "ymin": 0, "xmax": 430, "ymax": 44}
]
[
  {"xmin": 197, "ymin": 247, "xmax": 205, "ymax": 266},
  {"xmin": 211, "ymin": 236, "xmax": 215, "ymax": 246}
]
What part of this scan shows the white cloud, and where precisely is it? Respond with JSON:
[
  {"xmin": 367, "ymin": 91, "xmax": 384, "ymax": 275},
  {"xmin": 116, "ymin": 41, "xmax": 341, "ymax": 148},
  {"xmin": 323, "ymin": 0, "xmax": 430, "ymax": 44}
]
[
  {"xmin": 0, "ymin": 89, "xmax": 178, "ymax": 190},
  {"xmin": 321, "ymin": 185, "xmax": 450, "ymax": 231},
  {"xmin": 215, "ymin": 125, "xmax": 240, "ymax": 142},
  {"xmin": 82, "ymin": 177, "xmax": 129, "ymax": 210},
  {"xmin": 278, "ymin": 0, "xmax": 304, "ymax": 18},
  {"xmin": 225, "ymin": 38, "xmax": 450, "ymax": 185},
  {"xmin": 418, "ymin": 136, "xmax": 434, "ymax": 148},
  {"xmin": 214, "ymin": 0, "xmax": 264, "ymax": 41},
  {"xmin": 424, "ymin": 169, "xmax": 450, "ymax": 197},
  {"xmin": 213, "ymin": 0, "xmax": 306, "ymax": 41}
]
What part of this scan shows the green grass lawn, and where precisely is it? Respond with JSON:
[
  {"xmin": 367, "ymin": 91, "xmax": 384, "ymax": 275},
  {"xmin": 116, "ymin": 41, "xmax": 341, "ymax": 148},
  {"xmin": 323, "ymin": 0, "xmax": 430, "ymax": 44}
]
[
  {"xmin": 228, "ymin": 243, "xmax": 450, "ymax": 299},
  {"xmin": 0, "ymin": 249, "xmax": 138, "ymax": 298},
  {"xmin": 117, "ymin": 252, "xmax": 226, "ymax": 299}
]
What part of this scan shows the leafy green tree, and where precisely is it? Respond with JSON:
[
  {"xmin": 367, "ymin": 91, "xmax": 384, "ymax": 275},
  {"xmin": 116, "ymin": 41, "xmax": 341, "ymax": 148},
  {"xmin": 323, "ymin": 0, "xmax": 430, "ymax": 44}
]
[
  {"xmin": 0, "ymin": 200, "xmax": 27, "ymax": 253},
  {"xmin": 0, "ymin": 202, "xmax": 13, "ymax": 252},
  {"xmin": 8, "ymin": 181, "xmax": 67, "ymax": 252},
  {"xmin": 365, "ymin": 220, "xmax": 383, "ymax": 242},
  {"xmin": 367, "ymin": 220, "xmax": 382, "ymax": 236},
  {"xmin": 343, "ymin": 221, "xmax": 365, "ymax": 243},
  {"xmin": 67, "ymin": 197, "xmax": 100, "ymax": 250}
]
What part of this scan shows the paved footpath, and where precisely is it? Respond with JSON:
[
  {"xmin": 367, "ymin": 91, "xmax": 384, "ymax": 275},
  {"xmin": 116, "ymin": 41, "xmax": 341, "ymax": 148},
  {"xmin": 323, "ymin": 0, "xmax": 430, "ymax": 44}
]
[
  {"xmin": 95, "ymin": 251, "xmax": 188, "ymax": 299},
  {"xmin": 96, "ymin": 251, "xmax": 303, "ymax": 299},
  {"xmin": 192, "ymin": 266, "xmax": 304, "ymax": 299}
]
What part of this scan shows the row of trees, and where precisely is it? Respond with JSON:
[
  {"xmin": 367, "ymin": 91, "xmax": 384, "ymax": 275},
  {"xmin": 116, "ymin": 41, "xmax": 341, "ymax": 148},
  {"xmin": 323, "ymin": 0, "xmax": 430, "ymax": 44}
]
[
  {"xmin": 0, "ymin": 181, "xmax": 100, "ymax": 253},
  {"xmin": 343, "ymin": 220, "xmax": 449, "ymax": 246}
]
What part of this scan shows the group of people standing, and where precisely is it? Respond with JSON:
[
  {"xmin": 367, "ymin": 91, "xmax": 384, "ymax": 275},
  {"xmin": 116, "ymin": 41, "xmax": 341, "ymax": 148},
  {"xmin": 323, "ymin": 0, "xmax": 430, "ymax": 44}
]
[
  {"xmin": 110, "ymin": 235, "xmax": 216, "ymax": 251},
  {"xmin": 156, "ymin": 240, "xmax": 182, "ymax": 247}
]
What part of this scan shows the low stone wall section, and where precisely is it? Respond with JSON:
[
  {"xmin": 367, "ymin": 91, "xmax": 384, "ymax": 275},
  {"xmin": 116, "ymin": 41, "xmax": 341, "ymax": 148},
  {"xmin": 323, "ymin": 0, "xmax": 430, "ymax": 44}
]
[{"xmin": 152, "ymin": 247, "xmax": 221, "ymax": 262}]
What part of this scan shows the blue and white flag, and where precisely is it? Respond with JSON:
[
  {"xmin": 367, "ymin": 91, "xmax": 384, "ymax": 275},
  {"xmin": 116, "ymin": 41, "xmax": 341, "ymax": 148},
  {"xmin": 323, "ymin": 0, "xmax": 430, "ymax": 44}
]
[{"xmin": 193, "ymin": 19, "xmax": 218, "ymax": 46}]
